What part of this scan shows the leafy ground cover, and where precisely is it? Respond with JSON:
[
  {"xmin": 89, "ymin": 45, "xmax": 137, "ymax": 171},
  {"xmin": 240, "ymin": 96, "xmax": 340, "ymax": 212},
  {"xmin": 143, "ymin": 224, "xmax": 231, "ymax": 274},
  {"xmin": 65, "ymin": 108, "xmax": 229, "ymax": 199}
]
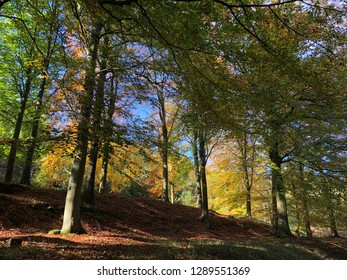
[{"xmin": 0, "ymin": 183, "xmax": 346, "ymax": 260}]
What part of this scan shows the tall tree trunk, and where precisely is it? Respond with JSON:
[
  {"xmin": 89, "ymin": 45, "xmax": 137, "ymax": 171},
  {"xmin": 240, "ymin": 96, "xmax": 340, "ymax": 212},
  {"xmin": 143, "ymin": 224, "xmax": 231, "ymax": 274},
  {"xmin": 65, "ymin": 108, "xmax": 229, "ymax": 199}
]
[
  {"xmin": 324, "ymin": 184, "xmax": 339, "ymax": 238},
  {"xmin": 99, "ymin": 151, "xmax": 109, "ymax": 193},
  {"xmin": 299, "ymin": 163, "xmax": 312, "ymax": 238},
  {"xmin": 82, "ymin": 141, "xmax": 98, "ymax": 205},
  {"xmin": 158, "ymin": 91, "xmax": 169, "ymax": 202},
  {"xmin": 20, "ymin": 68, "xmax": 48, "ymax": 185},
  {"xmin": 5, "ymin": 73, "xmax": 32, "ymax": 183},
  {"xmin": 99, "ymin": 77, "xmax": 117, "ymax": 193},
  {"xmin": 238, "ymin": 133, "xmax": 253, "ymax": 219},
  {"xmin": 170, "ymin": 183, "xmax": 175, "ymax": 203},
  {"xmin": 198, "ymin": 130, "xmax": 209, "ymax": 227},
  {"xmin": 294, "ymin": 206, "xmax": 301, "ymax": 236},
  {"xmin": 161, "ymin": 150, "xmax": 169, "ymax": 202},
  {"xmin": 82, "ymin": 36, "xmax": 109, "ymax": 205},
  {"xmin": 328, "ymin": 209, "xmax": 339, "ymax": 237},
  {"xmin": 269, "ymin": 141, "xmax": 292, "ymax": 237},
  {"xmin": 291, "ymin": 183, "xmax": 301, "ymax": 236},
  {"xmin": 271, "ymin": 178, "xmax": 278, "ymax": 235},
  {"xmin": 61, "ymin": 23, "xmax": 102, "ymax": 234},
  {"xmin": 20, "ymin": 2, "xmax": 59, "ymax": 185},
  {"xmin": 303, "ymin": 191, "xmax": 312, "ymax": 238},
  {"xmin": 243, "ymin": 155, "xmax": 252, "ymax": 219},
  {"xmin": 246, "ymin": 186, "xmax": 252, "ymax": 219},
  {"xmin": 192, "ymin": 131, "xmax": 202, "ymax": 208}
]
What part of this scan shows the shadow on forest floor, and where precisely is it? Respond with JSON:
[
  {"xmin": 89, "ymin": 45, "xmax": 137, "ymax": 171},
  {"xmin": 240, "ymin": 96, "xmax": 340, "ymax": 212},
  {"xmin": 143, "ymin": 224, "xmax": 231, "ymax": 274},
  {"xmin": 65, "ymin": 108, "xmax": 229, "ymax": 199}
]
[{"xmin": 1, "ymin": 183, "xmax": 346, "ymax": 260}]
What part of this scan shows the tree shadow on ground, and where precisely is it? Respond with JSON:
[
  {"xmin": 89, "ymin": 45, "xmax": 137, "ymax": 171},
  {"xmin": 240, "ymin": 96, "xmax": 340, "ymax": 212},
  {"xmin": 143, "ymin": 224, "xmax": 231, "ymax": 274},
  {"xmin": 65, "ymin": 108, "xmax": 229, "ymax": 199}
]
[{"xmin": 1, "ymin": 236, "xmax": 335, "ymax": 260}]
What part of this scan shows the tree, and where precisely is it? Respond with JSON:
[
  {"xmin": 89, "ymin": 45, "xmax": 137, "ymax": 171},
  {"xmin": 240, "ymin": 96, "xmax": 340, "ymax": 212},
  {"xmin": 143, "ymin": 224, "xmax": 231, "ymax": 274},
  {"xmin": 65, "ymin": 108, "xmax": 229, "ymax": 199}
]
[
  {"xmin": 1, "ymin": 1, "xmax": 40, "ymax": 183},
  {"xmin": 215, "ymin": 0, "xmax": 347, "ymax": 237},
  {"xmin": 82, "ymin": 32, "xmax": 109, "ymax": 205},
  {"xmin": 234, "ymin": 130, "xmax": 258, "ymax": 219},
  {"xmin": 21, "ymin": 0, "xmax": 65, "ymax": 185},
  {"xmin": 288, "ymin": 162, "xmax": 313, "ymax": 237},
  {"xmin": 179, "ymin": 71, "xmax": 223, "ymax": 227},
  {"xmin": 99, "ymin": 75, "xmax": 118, "ymax": 194},
  {"xmin": 34, "ymin": 0, "xmax": 345, "ymax": 235},
  {"xmin": 61, "ymin": 7, "xmax": 104, "ymax": 233},
  {"xmin": 191, "ymin": 130, "xmax": 202, "ymax": 208},
  {"xmin": 145, "ymin": 73, "xmax": 181, "ymax": 203}
]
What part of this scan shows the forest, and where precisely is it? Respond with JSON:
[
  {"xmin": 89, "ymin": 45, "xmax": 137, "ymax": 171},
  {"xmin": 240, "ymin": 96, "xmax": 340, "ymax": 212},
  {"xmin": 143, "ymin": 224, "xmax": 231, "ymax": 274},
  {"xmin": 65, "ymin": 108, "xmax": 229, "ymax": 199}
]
[{"xmin": 0, "ymin": 0, "xmax": 347, "ymax": 259}]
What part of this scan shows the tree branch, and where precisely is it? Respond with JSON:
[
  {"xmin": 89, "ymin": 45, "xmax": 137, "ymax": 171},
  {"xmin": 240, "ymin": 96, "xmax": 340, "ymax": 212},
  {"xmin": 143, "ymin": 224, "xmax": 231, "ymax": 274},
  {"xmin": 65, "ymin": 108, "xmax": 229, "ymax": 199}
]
[
  {"xmin": 301, "ymin": 0, "xmax": 346, "ymax": 13},
  {"xmin": 98, "ymin": 0, "xmax": 138, "ymax": 6},
  {"xmin": 228, "ymin": 6, "xmax": 274, "ymax": 54},
  {"xmin": 268, "ymin": 6, "xmax": 335, "ymax": 56},
  {"xmin": 0, "ymin": 14, "xmax": 45, "ymax": 57},
  {"xmin": 175, "ymin": 0, "xmax": 300, "ymax": 9}
]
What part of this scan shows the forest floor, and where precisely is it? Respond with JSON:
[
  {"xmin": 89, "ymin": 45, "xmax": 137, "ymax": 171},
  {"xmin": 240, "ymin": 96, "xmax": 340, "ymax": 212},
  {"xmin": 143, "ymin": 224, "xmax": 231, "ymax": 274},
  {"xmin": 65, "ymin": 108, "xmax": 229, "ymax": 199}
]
[{"xmin": 0, "ymin": 183, "xmax": 347, "ymax": 260}]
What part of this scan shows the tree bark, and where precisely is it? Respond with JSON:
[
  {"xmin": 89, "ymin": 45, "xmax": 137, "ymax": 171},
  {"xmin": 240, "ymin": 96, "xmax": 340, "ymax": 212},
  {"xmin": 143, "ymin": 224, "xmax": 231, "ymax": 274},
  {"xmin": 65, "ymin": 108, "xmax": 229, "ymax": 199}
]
[
  {"xmin": 5, "ymin": 72, "xmax": 32, "ymax": 183},
  {"xmin": 291, "ymin": 183, "xmax": 301, "ymax": 236},
  {"xmin": 20, "ymin": 69, "xmax": 48, "ymax": 185},
  {"xmin": 161, "ymin": 150, "xmax": 169, "ymax": 202},
  {"xmin": 82, "ymin": 35, "xmax": 109, "ymax": 205},
  {"xmin": 198, "ymin": 130, "xmax": 209, "ymax": 227},
  {"xmin": 158, "ymin": 90, "xmax": 169, "ymax": 202},
  {"xmin": 269, "ymin": 141, "xmax": 292, "ymax": 237},
  {"xmin": 328, "ymin": 209, "xmax": 339, "ymax": 238},
  {"xmin": 170, "ymin": 183, "xmax": 175, "ymax": 203},
  {"xmin": 271, "ymin": 177, "xmax": 278, "ymax": 235},
  {"xmin": 302, "ymin": 193, "xmax": 312, "ymax": 237},
  {"xmin": 324, "ymin": 184, "xmax": 339, "ymax": 238},
  {"xmin": 20, "ymin": 4, "xmax": 59, "ymax": 184},
  {"xmin": 238, "ymin": 133, "xmax": 253, "ymax": 219},
  {"xmin": 99, "ymin": 78, "xmax": 117, "ymax": 193},
  {"xmin": 99, "ymin": 151, "xmax": 109, "ymax": 193},
  {"xmin": 192, "ymin": 131, "xmax": 202, "ymax": 208},
  {"xmin": 61, "ymin": 22, "xmax": 102, "ymax": 234},
  {"xmin": 299, "ymin": 163, "xmax": 312, "ymax": 238},
  {"xmin": 82, "ymin": 142, "xmax": 98, "ymax": 205}
]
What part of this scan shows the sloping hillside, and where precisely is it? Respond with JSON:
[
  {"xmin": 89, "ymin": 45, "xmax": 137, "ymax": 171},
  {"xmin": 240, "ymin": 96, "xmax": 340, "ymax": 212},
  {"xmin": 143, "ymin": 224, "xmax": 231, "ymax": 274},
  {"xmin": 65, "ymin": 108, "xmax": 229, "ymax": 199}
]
[{"xmin": 1, "ymin": 183, "xmax": 346, "ymax": 260}]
